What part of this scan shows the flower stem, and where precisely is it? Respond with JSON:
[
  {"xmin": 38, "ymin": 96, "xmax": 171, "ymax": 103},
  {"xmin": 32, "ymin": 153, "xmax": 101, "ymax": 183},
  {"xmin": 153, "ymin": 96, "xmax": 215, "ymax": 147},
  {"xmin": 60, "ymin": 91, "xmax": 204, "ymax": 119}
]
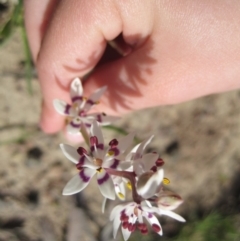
[{"xmin": 80, "ymin": 124, "xmax": 90, "ymax": 146}]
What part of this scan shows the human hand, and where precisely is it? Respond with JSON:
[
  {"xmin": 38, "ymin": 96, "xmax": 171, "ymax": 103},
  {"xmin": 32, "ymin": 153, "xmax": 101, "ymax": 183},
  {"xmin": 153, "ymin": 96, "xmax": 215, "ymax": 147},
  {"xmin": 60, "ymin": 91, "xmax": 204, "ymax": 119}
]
[{"xmin": 24, "ymin": 0, "xmax": 240, "ymax": 134}]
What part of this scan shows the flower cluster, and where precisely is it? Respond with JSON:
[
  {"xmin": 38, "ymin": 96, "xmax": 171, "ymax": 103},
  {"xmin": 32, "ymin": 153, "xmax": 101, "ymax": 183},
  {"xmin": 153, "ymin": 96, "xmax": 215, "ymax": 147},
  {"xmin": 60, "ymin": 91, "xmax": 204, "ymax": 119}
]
[{"xmin": 55, "ymin": 78, "xmax": 185, "ymax": 241}]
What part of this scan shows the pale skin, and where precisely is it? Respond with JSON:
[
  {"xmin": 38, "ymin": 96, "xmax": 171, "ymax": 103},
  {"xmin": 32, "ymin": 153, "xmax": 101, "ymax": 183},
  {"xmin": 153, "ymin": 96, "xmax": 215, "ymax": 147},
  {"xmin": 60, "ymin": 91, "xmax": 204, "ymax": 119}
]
[{"xmin": 24, "ymin": 0, "xmax": 240, "ymax": 134}]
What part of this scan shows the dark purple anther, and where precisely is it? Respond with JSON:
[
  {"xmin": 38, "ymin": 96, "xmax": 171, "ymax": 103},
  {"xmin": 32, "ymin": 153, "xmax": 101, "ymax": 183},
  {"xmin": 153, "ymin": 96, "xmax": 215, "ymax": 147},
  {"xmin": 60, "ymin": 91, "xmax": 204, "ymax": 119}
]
[
  {"xmin": 155, "ymin": 158, "xmax": 164, "ymax": 167},
  {"xmin": 90, "ymin": 136, "xmax": 98, "ymax": 146},
  {"xmin": 148, "ymin": 213, "xmax": 153, "ymax": 218},
  {"xmin": 109, "ymin": 139, "xmax": 118, "ymax": 148},
  {"xmin": 77, "ymin": 147, "xmax": 87, "ymax": 156},
  {"xmin": 151, "ymin": 166, "xmax": 157, "ymax": 172}
]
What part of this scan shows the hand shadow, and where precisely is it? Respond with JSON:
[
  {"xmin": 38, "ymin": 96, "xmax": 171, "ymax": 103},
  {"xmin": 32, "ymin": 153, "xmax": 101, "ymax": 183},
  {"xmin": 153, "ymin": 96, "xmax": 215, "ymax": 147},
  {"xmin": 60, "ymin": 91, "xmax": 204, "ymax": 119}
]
[{"xmin": 63, "ymin": 33, "xmax": 157, "ymax": 112}]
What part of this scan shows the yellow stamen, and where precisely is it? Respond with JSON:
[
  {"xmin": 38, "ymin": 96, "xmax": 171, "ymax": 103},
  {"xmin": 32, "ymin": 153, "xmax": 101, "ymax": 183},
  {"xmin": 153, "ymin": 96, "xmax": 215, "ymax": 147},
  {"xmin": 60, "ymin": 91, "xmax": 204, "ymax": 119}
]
[
  {"xmin": 126, "ymin": 181, "xmax": 132, "ymax": 190},
  {"xmin": 83, "ymin": 97, "xmax": 87, "ymax": 101},
  {"xmin": 107, "ymin": 150, "xmax": 115, "ymax": 156},
  {"xmin": 163, "ymin": 178, "xmax": 170, "ymax": 185},
  {"xmin": 118, "ymin": 192, "xmax": 125, "ymax": 199},
  {"xmin": 97, "ymin": 167, "xmax": 103, "ymax": 173},
  {"xmin": 95, "ymin": 101, "xmax": 100, "ymax": 104}
]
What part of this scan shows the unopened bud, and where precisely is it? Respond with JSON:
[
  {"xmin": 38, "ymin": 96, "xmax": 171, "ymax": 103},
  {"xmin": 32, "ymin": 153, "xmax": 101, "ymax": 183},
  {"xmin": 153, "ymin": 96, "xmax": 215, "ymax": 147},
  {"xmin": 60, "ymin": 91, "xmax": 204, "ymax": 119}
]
[
  {"xmin": 157, "ymin": 191, "xmax": 183, "ymax": 210},
  {"xmin": 136, "ymin": 172, "xmax": 153, "ymax": 191},
  {"xmin": 136, "ymin": 169, "xmax": 164, "ymax": 199}
]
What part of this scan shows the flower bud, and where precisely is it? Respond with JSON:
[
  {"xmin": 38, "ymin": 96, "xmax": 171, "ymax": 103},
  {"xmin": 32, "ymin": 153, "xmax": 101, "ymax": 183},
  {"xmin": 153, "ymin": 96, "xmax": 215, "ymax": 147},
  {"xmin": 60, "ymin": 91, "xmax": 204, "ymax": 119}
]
[
  {"xmin": 136, "ymin": 169, "xmax": 164, "ymax": 199},
  {"xmin": 137, "ymin": 172, "xmax": 153, "ymax": 189},
  {"xmin": 157, "ymin": 191, "xmax": 183, "ymax": 210}
]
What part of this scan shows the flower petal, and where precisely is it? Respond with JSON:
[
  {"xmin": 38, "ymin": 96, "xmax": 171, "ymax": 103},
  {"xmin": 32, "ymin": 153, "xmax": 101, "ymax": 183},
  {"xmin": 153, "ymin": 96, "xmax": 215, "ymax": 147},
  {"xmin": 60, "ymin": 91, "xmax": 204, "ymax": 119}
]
[
  {"xmin": 160, "ymin": 209, "xmax": 186, "ymax": 222},
  {"xmin": 134, "ymin": 135, "xmax": 154, "ymax": 159},
  {"xmin": 101, "ymin": 197, "xmax": 107, "ymax": 213},
  {"xmin": 66, "ymin": 118, "xmax": 82, "ymax": 134},
  {"xmin": 141, "ymin": 153, "xmax": 159, "ymax": 171},
  {"xmin": 89, "ymin": 86, "xmax": 107, "ymax": 101},
  {"xmin": 121, "ymin": 224, "xmax": 132, "ymax": 241},
  {"xmin": 99, "ymin": 114, "xmax": 120, "ymax": 125},
  {"xmin": 90, "ymin": 86, "xmax": 107, "ymax": 101},
  {"xmin": 97, "ymin": 169, "xmax": 115, "ymax": 200},
  {"xmin": 117, "ymin": 132, "xmax": 135, "ymax": 154},
  {"xmin": 137, "ymin": 169, "xmax": 164, "ymax": 199},
  {"xmin": 114, "ymin": 181, "xmax": 126, "ymax": 200},
  {"xmin": 90, "ymin": 120, "xmax": 104, "ymax": 144},
  {"xmin": 60, "ymin": 144, "xmax": 80, "ymax": 164},
  {"xmin": 113, "ymin": 215, "xmax": 121, "ymax": 239},
  {"xmin": 79, "ymin": 154, "xmax": 97, "ymax": 169},
  {"xmin": 110, "ymin": 204, "xmax": 125, "ymax": 221},
  {"xmin": 53, "ymin": 99, "xmax": 75, "ymax": 116},
  {"xmin": 62, "ymin": 168, "xmax": 96, "ymax": 195},
  {"xmin": 70, "ymin": 77, "xmax": 83, "ymax": 99},
  {"xmin": 118, "ymin": 160, "xmax": 133, "ymax": 170},
  {"xmin": 103, "ymin": 158, "xmax": 120, "ymax": 169},
  {"xmin": 133, "ymin": 153, "xmax": 159, "ymax": 176},
  {"xmin": 142, "ymin": 212, "xmax": 163, "ymax": 236},
  {"xmin": 84, "ymin": 86, "xmax": 107, "ymax": 112}
]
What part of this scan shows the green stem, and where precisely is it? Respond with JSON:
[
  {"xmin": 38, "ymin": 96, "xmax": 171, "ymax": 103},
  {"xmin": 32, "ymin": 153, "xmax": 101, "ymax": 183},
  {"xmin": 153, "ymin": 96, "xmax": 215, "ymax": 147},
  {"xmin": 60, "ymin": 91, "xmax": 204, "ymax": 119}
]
[{"xmin": 80, "ymin": 124, "xmax": 90, "ymax": 147}]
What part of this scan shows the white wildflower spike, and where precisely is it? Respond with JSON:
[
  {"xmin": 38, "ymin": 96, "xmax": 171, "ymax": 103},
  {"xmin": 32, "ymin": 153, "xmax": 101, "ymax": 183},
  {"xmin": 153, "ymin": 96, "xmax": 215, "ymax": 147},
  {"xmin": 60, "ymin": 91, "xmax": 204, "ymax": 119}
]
[
  {"xmin": 53, "ymin": 77, "xmax": 119, "ymax": 135},
  {"xmin": 55, "ymin": 78, "xmax": 186, "ymax": 240}
]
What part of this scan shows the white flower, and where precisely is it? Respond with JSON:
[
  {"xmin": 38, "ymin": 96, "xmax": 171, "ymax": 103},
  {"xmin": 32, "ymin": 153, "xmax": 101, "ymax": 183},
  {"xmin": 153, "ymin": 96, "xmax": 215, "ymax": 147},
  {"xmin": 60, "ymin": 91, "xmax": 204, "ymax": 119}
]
[
  {"xmin": 60, "ymin": 121, "xmax": 134, "ymax": 200},
  {"xmin": 122, "ymin": 136, "xmax": 165, "ymax": 198},
  {"xmin": 53, "ymin": 77, "xmax": 119, "ymax": 135},
  {"xmin": 127, "ymin": 136, "xmax": 164, "ymax": 175},
  {"xmin": 110, "ymin": 194, "xmax": 185, "ymax": 241},
  {"xmin": 110, "ymin": 202, "xmax": 163, "ymax": 241},
  {"xmin": 136, "ymin": 169, "xmax": 164, "ymax": 199}
]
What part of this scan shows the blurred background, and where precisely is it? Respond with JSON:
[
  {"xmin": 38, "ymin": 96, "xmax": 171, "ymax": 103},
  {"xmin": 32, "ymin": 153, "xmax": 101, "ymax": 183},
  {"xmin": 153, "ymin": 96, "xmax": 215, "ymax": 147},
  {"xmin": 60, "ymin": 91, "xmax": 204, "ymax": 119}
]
[{"xmin": 0, "ymin": 1, "xmax": 240, "ymax": 240}]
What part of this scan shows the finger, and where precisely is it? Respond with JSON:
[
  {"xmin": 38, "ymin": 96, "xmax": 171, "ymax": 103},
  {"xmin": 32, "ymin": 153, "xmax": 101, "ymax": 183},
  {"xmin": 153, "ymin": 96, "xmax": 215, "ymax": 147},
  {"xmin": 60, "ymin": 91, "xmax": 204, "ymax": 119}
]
[{"xmin": 24, "ymin": 0, "xmax": 59, "ymax": 62}]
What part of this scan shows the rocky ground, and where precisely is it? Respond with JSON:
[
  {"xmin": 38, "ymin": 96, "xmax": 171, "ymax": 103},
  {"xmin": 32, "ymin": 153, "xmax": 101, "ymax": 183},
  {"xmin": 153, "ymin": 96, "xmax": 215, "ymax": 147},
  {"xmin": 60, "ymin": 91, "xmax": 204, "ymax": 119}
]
[{"xmin": 0, "ymin": 28, "xmax": 240, "ymax": 241}]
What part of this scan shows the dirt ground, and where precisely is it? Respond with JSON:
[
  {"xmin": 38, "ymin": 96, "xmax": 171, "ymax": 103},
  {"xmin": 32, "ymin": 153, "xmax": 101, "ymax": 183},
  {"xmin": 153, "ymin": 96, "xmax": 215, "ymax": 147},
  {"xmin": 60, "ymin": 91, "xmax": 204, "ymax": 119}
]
[{"xmin": 0, "ymin": 30, "xmax": 240, "ymax": 241}]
